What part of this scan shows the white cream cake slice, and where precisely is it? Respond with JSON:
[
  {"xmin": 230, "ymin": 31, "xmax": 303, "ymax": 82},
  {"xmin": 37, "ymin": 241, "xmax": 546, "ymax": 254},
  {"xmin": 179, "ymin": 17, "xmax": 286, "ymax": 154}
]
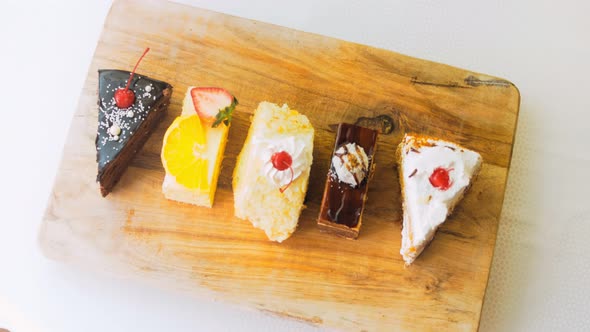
[
  {"xmin": 397, "ymin": 134, "xmax": 482, "ymax": 265},
  {"xmin": 233, "ymin": 102, "xmax": 314, "ymax": 242}
]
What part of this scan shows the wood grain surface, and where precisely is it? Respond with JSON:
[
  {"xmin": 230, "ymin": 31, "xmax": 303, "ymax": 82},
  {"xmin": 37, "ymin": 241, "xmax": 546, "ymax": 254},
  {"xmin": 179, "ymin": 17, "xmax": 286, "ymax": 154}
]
[{"xmin": 39, "ymin": 0, "xmax": 520, "ymax": 330}]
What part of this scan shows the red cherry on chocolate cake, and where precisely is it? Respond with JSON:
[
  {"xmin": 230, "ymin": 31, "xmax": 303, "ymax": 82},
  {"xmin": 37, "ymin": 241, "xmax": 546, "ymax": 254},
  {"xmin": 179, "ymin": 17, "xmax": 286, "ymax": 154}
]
[
  {"xmin": 114, "ymin": 47, "xmax": 150, "ymax": 109},
  {"xmin": 114, "ymin": 88, "xmax": 135, "ymax": 108}
]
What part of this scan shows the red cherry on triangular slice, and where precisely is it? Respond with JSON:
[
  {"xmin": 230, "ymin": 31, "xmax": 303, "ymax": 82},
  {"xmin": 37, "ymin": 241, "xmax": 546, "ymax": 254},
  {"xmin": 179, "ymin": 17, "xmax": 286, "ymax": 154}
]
[
  {"xmin": 114, "ymin": 47, "xmax": 150, "ymax": 109},
  {"xmin": 429, "ymin": 167, "xmax": 453, "ymax": 191},
  {"xmin": 114, "ymin": 89, "xmax": 135, "ymax": 108}
]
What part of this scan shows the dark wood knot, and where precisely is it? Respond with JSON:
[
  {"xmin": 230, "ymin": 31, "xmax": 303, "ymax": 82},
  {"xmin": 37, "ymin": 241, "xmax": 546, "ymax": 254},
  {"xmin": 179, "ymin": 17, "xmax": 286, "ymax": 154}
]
[{"xmin": 354, "ymin": 114, "xmax": 395, "ymax": 135}]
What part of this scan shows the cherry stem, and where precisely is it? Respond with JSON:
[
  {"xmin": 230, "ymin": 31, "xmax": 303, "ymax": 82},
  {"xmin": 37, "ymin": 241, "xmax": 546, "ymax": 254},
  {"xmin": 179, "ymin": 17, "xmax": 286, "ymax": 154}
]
[
  {"xmin": 279, "ymin": 162, "xmax": 294, "ymax": 194},
  {"xmin": 124, "ymin": 47, "xmax": 150, "ymax": 91}
]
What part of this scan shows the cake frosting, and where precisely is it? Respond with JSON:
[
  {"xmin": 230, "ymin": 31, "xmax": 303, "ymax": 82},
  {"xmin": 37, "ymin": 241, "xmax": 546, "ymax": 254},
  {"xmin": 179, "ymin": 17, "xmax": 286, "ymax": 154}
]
[
  {"xmin": 258, "ymin": 136, "xmax": 309, "ymax": 187},
  {"xmin": 398, "ymin": 134, "xmax": 482, "ymax": 264},
  {"xmin": 331, "ymin": 142, "xmax": 369, "ymax": 187}
]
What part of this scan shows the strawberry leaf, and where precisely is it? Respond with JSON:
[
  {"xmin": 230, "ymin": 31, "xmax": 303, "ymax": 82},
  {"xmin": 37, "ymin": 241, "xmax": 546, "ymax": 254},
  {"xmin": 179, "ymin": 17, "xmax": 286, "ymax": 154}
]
[{"xmin": 212, "ymin": 96, "xmax": 238, "ymax": 128}]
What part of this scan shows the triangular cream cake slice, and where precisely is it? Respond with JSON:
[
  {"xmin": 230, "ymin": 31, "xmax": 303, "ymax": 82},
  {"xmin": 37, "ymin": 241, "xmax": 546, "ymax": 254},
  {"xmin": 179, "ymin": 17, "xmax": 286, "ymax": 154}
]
[{"xmin": 397, "ymin": 134, "xmax": 482, "ymax": 265}]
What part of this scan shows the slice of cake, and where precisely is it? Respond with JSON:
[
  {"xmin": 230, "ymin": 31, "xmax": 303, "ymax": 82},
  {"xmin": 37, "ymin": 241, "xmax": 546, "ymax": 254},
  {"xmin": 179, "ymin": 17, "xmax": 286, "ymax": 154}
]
[
  {"xmin": 96, "ymin": 48, "xmax": 173, "ymax": 197},
  {"xmin": 397, "ymin": 134, "xmax": 482, "ymax": 265},
  {"xmin": 317, "ymin": 123, "xmax": 378, "ymax": 239},
  {"xmin": 161, "ymin": 87, "xmax": 237, "ymax": 207},
  {"xmin": 233, "ymin": 102, "xmax": 314, "ymax": 242}
]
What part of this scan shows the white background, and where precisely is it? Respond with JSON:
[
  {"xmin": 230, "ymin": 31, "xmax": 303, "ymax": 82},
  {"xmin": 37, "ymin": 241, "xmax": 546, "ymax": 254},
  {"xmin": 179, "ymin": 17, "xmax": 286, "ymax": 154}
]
[{"xmin": 1, "ymin": 0, "xmax": 589, "ymax": 331}]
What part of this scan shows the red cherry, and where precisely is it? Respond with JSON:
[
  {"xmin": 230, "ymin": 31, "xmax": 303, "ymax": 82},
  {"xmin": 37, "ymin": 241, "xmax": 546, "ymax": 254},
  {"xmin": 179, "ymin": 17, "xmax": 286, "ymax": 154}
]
[
  {"xmin": 270, "ymin": 151, "xmax": 294, "ymax": 193},
  {"xmin": 271, "ymin": 151, "xmax": 292, "ymax": 171},
  {"xmin": 114, "ymin": 88, "xmax": 135, "ymax": 108},
  {"xmin": 114, "ymin": 47, "xmax": 150, "ymax": 109},
  {"xmin": 429, "ymin": 167, "xmax": 453, "ymax": 191}
]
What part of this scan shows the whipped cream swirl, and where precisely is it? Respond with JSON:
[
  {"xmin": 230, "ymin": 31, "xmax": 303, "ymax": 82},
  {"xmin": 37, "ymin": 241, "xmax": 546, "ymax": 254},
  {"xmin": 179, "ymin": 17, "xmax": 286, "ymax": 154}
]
[
  {"xmin": 332, "ymin": 142, "xmax": 369, "ymax": 187},
  {"xmin": 259, "ymin": 136, "xmax": 307, "ymax": 187}
]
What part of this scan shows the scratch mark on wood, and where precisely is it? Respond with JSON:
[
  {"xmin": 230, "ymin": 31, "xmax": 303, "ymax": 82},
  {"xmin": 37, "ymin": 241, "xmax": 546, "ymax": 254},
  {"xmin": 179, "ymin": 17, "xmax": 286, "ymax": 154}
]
[
  {"xmin": 260, "ymin": 309, "xmax": 323, "ymax": 326},
  {"xmin": 438, "ymin": 229, "xmax": 475, "ymax": 240},
  {"xmin": 411, "ymin": 76, "xmax": 471, "ymax": 89},
  {"xmin": 464, "ymin": 75, "xmax": 511, "ymax": 87}
]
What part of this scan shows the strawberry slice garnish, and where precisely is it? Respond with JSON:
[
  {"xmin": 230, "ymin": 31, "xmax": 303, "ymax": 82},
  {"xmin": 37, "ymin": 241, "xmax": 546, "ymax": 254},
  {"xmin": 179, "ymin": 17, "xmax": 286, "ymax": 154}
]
[{"xmin": 190, "ymin": 87, "xmax": 237, "ymax": 127}]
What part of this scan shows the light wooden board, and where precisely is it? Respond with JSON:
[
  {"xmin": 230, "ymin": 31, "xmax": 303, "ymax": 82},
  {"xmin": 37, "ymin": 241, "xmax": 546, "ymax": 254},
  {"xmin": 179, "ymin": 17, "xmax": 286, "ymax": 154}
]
[{"xmin": 39, "ymin": 0, "xmax": 520, "ymax": 330}]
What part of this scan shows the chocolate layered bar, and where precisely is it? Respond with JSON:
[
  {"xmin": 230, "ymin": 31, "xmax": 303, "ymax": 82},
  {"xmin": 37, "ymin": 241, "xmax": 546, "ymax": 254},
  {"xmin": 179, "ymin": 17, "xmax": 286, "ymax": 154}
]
[{"xmin": 318, "ymin": 123, "xmax": 378, "ymax": 239}]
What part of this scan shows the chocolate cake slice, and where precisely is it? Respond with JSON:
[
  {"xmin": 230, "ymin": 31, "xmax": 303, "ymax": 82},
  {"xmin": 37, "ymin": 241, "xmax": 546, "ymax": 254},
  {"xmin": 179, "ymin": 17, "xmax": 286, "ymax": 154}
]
[
  {"xmin": 96, "ymin": 69, "xmax": 172, "ymax": 196},
  {"xmin": 318, "ymin": 123, "xmax": 378, "ymax": 239}
]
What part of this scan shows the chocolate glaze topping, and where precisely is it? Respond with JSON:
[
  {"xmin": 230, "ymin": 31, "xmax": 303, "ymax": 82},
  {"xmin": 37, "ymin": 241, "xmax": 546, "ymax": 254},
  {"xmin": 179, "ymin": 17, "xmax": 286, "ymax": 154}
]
[
  {"xmin": 96, "ymin": 69, "xmax": 171, "ymax": 177},
  {"xmin": 319, "ymin": 123, "xmax": 378, "ymax": 230}
]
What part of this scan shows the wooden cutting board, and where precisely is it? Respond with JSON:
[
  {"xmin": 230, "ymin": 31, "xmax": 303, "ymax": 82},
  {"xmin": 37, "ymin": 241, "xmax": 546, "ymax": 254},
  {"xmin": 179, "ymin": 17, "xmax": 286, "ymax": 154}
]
[{"xmin": 39, "ymin": 0, "xmax": 520, "ymax": 330}]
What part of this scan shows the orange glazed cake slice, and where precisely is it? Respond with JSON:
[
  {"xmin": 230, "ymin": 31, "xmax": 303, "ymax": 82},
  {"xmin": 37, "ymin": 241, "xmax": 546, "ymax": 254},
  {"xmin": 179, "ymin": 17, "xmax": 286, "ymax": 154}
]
[
  {"xmin": 233, "ymin": 102, "xmax": 314, "ymax": 242},
  {"xmin": 161, "ymin": 87, "xmax": 237, "ymax": 207},
  {"xmin": 397, "ymin": 134, "xmax": 482, "ymax": 265}
]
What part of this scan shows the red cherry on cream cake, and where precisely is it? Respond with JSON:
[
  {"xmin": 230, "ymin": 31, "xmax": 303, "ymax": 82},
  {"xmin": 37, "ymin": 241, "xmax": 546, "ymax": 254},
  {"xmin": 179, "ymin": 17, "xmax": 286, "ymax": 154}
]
[
  {"xmin": 271, "ymin": 151, "xmax": 294, "ymax": 193},
  {"xmin": 271, "ymin": 151, "xmax": 293, "ymax": 171},
  {"xmin": 429, "ymin": 167, "xmax": 453, "ymax": 190}
]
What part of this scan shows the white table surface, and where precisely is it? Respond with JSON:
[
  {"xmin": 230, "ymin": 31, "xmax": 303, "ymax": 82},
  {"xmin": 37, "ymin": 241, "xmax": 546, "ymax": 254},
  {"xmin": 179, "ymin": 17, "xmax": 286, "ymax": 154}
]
[{"xmin": 1, "ymin": 0, "xmax": 589, "ymax": 331}]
